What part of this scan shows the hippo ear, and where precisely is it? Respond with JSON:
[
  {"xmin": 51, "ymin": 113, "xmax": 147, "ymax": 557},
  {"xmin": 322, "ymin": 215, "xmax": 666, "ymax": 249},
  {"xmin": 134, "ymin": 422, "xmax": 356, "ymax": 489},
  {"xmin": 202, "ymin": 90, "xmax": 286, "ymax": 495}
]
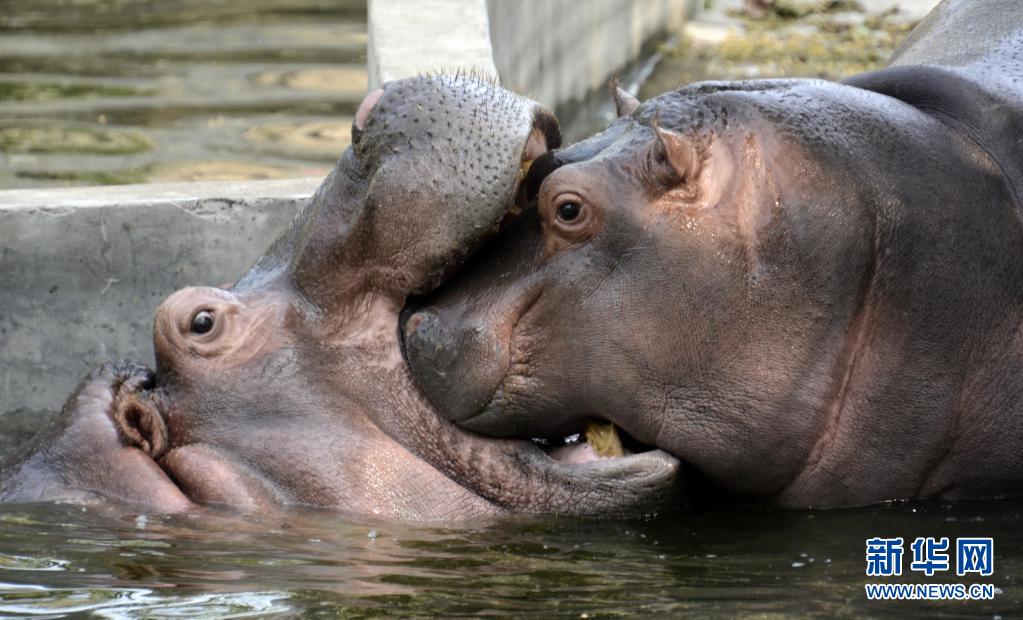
[
  {"xmin": 649, "ymin": 125, "xmax": 699, "ymax": 188},
  {"xmin": 610, "ymin": 78, "xmax": 641, "ymax": 117},
  {"xmin": 351, "ymin": 88, "xmax": 384, "ymax": 144}
]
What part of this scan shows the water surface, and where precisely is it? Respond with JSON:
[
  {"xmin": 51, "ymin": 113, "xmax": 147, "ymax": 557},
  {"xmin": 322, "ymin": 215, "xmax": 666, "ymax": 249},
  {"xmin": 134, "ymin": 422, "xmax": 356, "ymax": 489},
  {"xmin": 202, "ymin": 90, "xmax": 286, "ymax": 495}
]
[
  {"xmin": 0, "ymin": 499, "xmax": 1019, "ymax": 617},
  {"xmin": 0, "ymin": 0, "xmax": 366, "ymax": 189}
]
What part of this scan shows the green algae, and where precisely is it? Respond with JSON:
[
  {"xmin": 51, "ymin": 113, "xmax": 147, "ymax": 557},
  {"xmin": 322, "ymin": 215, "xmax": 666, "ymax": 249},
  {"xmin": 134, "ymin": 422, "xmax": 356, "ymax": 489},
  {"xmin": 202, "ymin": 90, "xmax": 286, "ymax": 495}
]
[
  {"xmin": 0, "ymin": 81, "xmax": 154, "ymax": 102},
  {"xmin": 645, "ymin": 3, "xmax": 920, "ymax": 97},
  {"xmin": 0, "ymin": 125, "xmax": 152, "ymax": 155}
]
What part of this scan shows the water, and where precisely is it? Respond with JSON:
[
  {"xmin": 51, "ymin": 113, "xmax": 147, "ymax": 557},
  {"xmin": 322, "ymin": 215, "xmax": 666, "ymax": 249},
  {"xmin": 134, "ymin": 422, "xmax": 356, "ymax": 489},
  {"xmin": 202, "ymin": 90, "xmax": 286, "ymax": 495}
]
[
  {"xmin": 0, "ymin": 499, "xmax": 1019, "ymax": 617},
  {"xmin": 0, "ymin": 0, "xmax": 366, "ymax": 189}
]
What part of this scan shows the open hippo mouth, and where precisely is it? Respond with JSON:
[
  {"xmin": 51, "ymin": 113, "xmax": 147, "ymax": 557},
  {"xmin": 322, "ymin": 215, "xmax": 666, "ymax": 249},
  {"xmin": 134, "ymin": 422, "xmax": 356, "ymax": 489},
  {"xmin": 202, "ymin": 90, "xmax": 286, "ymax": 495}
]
[{"xmin": 85, "ymin": 75, "xmax": 681, "ymax": 519}]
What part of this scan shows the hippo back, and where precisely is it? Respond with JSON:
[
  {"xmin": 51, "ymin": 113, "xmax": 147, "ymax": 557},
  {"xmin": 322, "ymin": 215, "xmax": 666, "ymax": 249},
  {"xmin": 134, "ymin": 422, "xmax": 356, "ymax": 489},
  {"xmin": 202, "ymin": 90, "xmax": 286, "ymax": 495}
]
[
  {"xmin": 891, "ymin": 0, "xmax": 1023, "ymax": 78},
  {"xmin": 844, "ymin": 0, "xmax": 1023, "ymax": 202}
]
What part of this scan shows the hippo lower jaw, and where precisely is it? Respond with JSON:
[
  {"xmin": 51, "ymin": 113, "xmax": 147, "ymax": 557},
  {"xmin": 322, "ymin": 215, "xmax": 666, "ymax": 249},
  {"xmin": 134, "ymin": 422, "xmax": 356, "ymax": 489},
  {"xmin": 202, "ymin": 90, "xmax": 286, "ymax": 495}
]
[
  {"xmin": 108, "ymin": 368, "xmax": 681, "ymax": 517},
  {"xmin": 157, "ymin": 444, "xmax": 285, "ymax": 511}
]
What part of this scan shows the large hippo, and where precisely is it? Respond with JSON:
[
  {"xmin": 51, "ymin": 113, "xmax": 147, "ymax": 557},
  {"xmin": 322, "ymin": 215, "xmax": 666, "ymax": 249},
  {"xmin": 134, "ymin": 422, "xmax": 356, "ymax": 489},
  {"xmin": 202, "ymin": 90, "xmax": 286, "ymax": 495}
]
[
  {"xmin": 403, "ymin": 0, "xmax": 1023, "ymax": 508},
  {"xmin": 0, "ymin": 75, "xmax": 679, "ymax": 520}
]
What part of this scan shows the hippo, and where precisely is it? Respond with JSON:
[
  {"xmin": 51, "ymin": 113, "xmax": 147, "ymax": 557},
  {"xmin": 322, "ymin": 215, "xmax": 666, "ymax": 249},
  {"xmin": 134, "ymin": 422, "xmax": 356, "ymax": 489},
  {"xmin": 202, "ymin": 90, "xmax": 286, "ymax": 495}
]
[
  {"xmin": 0, "ymin": 75, "xmax": 680, "ymax": 520},
  {"xmin": 402, "ymin": 0, "xmax": 1023, "ymax": 509}
]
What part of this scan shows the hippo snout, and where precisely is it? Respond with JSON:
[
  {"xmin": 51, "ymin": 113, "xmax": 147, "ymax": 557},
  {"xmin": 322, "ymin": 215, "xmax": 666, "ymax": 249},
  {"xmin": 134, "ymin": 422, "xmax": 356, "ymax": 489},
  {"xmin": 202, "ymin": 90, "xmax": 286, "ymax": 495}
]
[{"xmin": 403, "ymin": 307, "xmax": 508, "ymax": 425}]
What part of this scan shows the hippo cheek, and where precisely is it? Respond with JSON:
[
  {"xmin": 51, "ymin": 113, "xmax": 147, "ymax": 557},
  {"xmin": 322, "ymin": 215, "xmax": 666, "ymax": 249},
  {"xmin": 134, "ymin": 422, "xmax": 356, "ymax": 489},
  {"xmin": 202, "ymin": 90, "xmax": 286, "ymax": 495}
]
[{"xmin": 158, "ymin": 445, "xmax": 284, "ymax": 512}]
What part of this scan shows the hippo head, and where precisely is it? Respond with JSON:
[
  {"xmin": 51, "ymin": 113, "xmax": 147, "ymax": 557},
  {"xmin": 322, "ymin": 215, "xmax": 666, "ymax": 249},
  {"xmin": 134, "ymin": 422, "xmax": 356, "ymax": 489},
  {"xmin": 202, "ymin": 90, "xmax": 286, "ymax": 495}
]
[
  {"xmin": 402, "ymin": 76, "xmax": 1018, "ymax": 504},
  {"xmin": 96, "ymin": 75, "xmax": 680, "ymax": 519}
]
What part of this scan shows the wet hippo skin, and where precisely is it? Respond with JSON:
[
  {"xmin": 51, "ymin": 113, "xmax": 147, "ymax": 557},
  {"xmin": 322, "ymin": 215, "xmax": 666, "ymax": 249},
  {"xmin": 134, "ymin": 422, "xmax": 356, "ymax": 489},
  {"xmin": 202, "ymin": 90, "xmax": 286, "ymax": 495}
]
[{"xmin": 403, "ymin": 0, "xmax": 1023, "ymax": 508}]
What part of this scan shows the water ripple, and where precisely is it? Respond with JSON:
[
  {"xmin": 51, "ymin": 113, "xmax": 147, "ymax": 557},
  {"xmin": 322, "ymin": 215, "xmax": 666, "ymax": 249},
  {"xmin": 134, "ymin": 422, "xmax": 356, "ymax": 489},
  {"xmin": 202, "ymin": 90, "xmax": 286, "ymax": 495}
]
[
  {"xmin": 0, "ymin": 555, "xmax": 69, "ymax": 572},
  {"xmin": 0, "ymin": 583, "xmax": 291, "ymax": 618}
]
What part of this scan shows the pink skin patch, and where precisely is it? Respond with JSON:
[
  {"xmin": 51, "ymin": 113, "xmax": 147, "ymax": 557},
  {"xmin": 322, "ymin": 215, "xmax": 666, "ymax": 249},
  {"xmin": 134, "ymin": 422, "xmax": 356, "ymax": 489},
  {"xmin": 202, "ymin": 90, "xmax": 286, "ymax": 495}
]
[
  {"xmin": 548, "ymin": 442, "xmax": 603, "ymax": 464},
  {"xmin": 354, "ymin": 88, "xmax": 384, "ymax": 131},
  {"xmin": 548, "ymin": 437, "xmax": 634, "ymax": 464}
]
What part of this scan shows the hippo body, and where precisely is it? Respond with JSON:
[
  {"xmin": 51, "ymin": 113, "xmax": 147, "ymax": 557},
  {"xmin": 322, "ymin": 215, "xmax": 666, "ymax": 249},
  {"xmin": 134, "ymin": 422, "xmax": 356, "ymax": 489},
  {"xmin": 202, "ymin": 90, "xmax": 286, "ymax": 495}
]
[
  {"xmin": 0, "ymin": 76, "xmax": 679, "ymax": 520},
  {"xmin": 404, "ymin": 0, "xmax": 1023, "ymax": 508}
]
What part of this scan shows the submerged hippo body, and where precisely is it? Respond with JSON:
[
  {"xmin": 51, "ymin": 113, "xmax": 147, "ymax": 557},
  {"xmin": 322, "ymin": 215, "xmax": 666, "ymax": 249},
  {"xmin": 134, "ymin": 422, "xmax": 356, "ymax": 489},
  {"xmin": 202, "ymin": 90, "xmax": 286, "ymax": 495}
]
[
  {"xmin": 0, "ymin": 75, "xmax": 679, "ymax": 520},
  {"xmin": 404, "ymin": 0, "xmax": 1023, "ymax": 508}
]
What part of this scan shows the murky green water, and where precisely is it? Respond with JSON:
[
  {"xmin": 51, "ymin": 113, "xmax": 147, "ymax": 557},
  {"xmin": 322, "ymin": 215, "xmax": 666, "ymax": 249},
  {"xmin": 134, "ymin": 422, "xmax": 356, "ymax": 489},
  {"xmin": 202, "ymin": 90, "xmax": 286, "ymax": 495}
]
[
  {"xmin": 0, "ymin": 499, "xmax": 1020, "ymax": 617},
  {"xmin": 0, "ymin": 0, "xmax": 366, "ymax": 189}
]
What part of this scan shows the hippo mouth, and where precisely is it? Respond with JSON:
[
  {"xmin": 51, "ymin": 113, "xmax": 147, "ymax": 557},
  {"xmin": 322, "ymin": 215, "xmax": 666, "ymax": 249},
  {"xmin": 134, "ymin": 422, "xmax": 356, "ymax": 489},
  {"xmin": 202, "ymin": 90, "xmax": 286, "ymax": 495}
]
[
  {"xmin": 379, "ymin": 172, "xmax": 681, "ymax": 515},
  {"xmin": 106, "ymin": 378, "xmax": 286, "ymax": 511},
  {"xmin": 531, "ymin": 421, "xmax": 655, "ymax": 464}
]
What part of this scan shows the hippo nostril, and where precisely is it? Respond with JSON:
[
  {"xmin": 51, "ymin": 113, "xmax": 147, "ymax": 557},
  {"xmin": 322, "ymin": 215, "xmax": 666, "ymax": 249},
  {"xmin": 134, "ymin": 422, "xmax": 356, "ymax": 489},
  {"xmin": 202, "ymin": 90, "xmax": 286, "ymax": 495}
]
[
  {"xmin": 403, "ymin": 308, "xmax": 506, "ymax": 424},
  {"xmin": 190, "ymin": 310, "xmax": 215, "ymax": 335},
  {"xmin": 403, "ymin": 310, "xmax": 444, "ymax": 364}
]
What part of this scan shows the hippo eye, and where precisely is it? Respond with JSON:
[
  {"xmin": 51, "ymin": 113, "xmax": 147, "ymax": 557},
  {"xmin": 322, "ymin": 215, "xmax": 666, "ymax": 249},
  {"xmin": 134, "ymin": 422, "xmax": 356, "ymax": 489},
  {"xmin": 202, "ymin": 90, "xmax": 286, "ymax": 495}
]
[
  {"xmin": 190, "ymin": 310, "xmax": 215, "ymax": 335},
  {"xmin": 542, "ymin": 191, "xmax": 600, "ymax": 255},
  {"xmin": 556, "ymin": 201, "xmax": 582, "ymax": 222}
]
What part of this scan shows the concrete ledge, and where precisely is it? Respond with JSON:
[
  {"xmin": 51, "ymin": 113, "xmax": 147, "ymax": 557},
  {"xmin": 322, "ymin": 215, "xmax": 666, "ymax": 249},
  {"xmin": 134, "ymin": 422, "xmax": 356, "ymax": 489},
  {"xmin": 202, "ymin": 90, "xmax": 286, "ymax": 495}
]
[
  {"xmin": 0, "ymin": 178, "xmax": 320, "ymax": 210},
  {"xmin": 0, "ymin": 178, "xmax": 319, "ymax": 416}
]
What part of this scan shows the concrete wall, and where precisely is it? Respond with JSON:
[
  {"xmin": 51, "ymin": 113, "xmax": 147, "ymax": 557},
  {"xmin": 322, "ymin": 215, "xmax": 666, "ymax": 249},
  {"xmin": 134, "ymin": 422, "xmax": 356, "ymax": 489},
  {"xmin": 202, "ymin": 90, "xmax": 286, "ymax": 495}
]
[
  {"xmin": 487, "ymin": 0, "xmax": 688, "ymax": 111},
  {"xmin": 368, "ymin": 0, "xmax": 689, "ymax": 113},
  {"xmin": 0, "ymin": 179, "xmax": 317, "ymax": 418},
  {"xmin": 368, "ymin": 0, "xmax": 498, "ymax": 87}
]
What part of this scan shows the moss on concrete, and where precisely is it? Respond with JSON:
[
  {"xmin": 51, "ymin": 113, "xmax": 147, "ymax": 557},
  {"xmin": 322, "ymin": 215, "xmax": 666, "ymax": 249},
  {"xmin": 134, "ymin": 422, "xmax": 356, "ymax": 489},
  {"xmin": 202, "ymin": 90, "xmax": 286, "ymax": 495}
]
[
  {"xmin": 16, "ymin": 169, "xmax": 149, "ymax": 185},
  {"xmin": 642, "ymin": 3, "xmax": 919, "ymax": 98},
  {"xmin": 0, "ymin": 81, "xmax": 154, "ymax": 102},
  {"xmin": 0, "ymin": 125, "xmax": 152, "ymax": 155}
]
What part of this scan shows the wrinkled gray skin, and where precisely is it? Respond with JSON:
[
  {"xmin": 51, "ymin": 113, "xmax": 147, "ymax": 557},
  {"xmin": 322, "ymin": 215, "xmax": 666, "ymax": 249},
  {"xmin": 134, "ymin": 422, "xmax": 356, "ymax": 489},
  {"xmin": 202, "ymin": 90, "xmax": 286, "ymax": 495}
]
[
  {"xmin": 404, "ymin": 0, "xmax": 1023, "ymax": 508},
  {"xmin": 0, "ymin": 75, "xmax": 680, "ymax": 520}
]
